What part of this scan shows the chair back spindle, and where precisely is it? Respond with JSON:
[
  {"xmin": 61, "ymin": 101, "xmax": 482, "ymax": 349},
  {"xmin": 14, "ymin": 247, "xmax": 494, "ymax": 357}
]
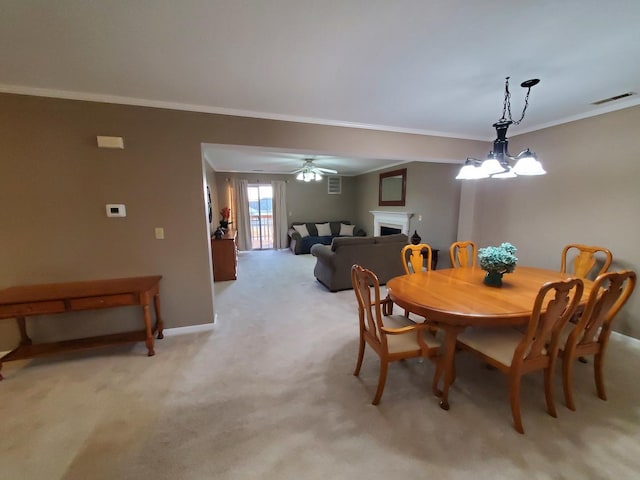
[
  {"xmin": 401, "ymin": 244, "xmax": 433, "ymax": 274},
  {"xmin": 449, "ymin": 241, "xmax": 477, "ymax": 268},
  {"xmin": 518, "ymin": 279, "xmax": 584, "ymax": 364},
  {"xmin": 561, "ymin": 244, "xmax": 612, "ymax": 279}
]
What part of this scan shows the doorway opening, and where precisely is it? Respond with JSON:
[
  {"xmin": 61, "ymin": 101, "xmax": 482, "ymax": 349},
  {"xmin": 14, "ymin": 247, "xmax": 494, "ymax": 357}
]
[{"xmin": 248, "ymin": 184, "xmax": 273, "ymax": 249}]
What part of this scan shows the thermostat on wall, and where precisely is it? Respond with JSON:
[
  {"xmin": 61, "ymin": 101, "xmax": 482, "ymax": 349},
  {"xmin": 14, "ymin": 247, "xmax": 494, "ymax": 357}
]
[{"xmin": 106, "ymin": 204, "xmax": 126, "ymax": 217}]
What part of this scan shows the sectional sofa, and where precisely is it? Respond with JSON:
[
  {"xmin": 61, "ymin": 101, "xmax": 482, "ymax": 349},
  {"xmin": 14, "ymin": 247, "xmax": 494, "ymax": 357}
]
[{"xmin": 288, "ymin": 220, "xmax": 366, "ymax": 255}]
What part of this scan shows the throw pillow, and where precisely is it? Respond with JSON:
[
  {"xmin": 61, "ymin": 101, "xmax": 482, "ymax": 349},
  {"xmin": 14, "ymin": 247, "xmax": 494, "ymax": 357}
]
[
  {"xmin": 315, "ymin": 223, "xmax": 332, "ymax": 236},
  {"xmin": 339, "ymin": 223, "xmax": 355, "ymax": 236},
  {"xmin": 292, "ymin": 224, "xmax": 310, "ymax": 238}
]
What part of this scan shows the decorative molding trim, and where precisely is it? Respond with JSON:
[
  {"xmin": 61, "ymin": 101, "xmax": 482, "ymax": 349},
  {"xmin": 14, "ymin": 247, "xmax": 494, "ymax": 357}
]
[{"xmin": 0, "ymin": 83, "xmax": 483, "ymax": 139}]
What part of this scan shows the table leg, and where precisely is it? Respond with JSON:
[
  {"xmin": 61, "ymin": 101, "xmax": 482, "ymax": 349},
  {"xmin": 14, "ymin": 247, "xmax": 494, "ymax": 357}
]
[
  {"xmin": 433, "ymin": 325, "xmax": 464, "ymax": 410},
  {"xmin": 16, "ymin": 316, "xmax": 33, "ymax": 346},
  {"xmin": 153, "ymin": 292, "xmax": 164, "ymax": 340},
  {"xmin": 142, "ymin": 304, "xmax": 155, "ymax": 356}
]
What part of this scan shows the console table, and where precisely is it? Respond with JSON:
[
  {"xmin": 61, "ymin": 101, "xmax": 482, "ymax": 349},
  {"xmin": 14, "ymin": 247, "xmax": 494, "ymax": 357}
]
[
  {"xmin": 0, "ymin": 275, "xmax": 163, "ymax": 380},
  {"xmin": 211, "ymin": 230, "xmax": 238, "ymax": 281}
]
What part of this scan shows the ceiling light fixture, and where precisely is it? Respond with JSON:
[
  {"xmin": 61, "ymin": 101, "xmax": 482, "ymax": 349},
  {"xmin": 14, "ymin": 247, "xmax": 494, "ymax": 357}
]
[
  {"xmin": 456, "ymin": 77, "xmax": 546, "ymax": 180},
  {"xmin": 293, "ymin": 158, "xmax": 338, "ymax": 182},
  {"xmin": 296, "ymin": 170, "xmax": 323, "ymax": 182}
]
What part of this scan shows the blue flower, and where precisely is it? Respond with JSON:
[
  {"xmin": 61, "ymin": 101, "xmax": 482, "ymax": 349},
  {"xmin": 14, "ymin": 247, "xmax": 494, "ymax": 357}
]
[{"xmin": 478, "ymin": 242, "xmax": 518, "ymax": 274}]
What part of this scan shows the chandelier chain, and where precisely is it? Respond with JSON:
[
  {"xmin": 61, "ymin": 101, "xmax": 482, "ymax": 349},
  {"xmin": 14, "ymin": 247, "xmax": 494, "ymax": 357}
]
[{"xmin": 500, "ymin": 77, "xmax": 533, "ymax": 125}]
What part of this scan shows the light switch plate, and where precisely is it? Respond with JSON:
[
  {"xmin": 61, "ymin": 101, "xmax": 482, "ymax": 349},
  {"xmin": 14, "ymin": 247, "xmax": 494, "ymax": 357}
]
[
  {"xmin": 97, "ymin": 136, "xmax": 124, "ymax": 149},
  {"xmin": 155, "ymin": 227, "xmax": 165, "ymax": 240}
]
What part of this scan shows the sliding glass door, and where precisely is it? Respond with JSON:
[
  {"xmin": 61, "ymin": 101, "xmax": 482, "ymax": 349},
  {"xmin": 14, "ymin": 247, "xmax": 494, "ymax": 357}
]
[{"xmin": 247, "ymin": 184, "xmax": 273, "ymax": 249}]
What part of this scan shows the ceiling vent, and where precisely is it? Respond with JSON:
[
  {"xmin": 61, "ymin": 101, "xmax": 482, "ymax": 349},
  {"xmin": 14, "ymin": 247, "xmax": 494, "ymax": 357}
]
[
  {"xmin": 591, "ymin": 92, "xmax": 635, "ymax": 105},
  {"xmin": 327, "ymin": 176, "xmax": 342, "ymax": 194}
]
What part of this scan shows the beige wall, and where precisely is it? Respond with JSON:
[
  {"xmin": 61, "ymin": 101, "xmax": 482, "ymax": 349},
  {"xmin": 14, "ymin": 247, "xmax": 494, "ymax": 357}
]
[
  {"xmin": 355, "ymin": 162, "xmax": 462, "ymax": 268},
  {"xmin": 467, "ymin": 105, "xmax": 640, "ymax": 338},
  {"xmin": 0, "ymin": 93, "xmax": 483, "ymax": 350},
  {"xmin": 212, "ymin": 172, "xmax": 359, "ymax": 228},
  {"xmin": 6, "ymin": 91, "xmax": 635, "ymax": 349}
]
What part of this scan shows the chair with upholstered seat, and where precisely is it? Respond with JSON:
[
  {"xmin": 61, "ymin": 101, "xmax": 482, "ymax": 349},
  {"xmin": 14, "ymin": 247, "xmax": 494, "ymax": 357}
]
[
  {"xmin": 449, "ymin": 240, "xmax": 477, "ymax": 268},
  {"xmin": 351, "ymin": 264, "xmax": 442, "ymax": 405},
  {"xmin": 456, "ymin": 278, "xmax": 584, "ymax": 434},
  {"xmin": 559, "ymin": 270, "xmax": 636, "ymax": 411},
  {"xmin": 561, "ymin": 244, "xmax": 612, "ymax": 279},
  {"xmin": 401, "ymin": 243, "xmax": 433, "ymax": 274}
]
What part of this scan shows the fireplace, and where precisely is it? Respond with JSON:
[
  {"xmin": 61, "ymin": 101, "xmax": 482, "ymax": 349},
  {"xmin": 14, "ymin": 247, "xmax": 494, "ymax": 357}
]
[
  {"xmin": 369, "ymin": 211, "xmax": 413, "ymax": 236},
  {"xmin": 380, "ymin": 226, "xmax": 402, "ymax": 235}
]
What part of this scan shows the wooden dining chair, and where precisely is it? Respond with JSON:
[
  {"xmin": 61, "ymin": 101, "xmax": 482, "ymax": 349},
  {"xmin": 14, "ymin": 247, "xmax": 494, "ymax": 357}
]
[
  {"xmin": 561, "ymin": 243, "xmax": 613, "ymax": 333},
  {"xmin": 449, "ymin": 240, "xmax": 477, "ymax": 268},
  {"xmin": 558, "ymin": 270, "xmax": 636, "ymax": 411},
  {"xmin": 351, "ymin": 264, "xmax": 442, "ymax": 405},
  {"xmin": 561, "ymin": 244, "xmax": 613, "ymax": 279},
  {"xmin": 401, "ymin": 243, "xmax": 433, "ymax": 274},
  {"xmin": 399, "ymin": 243, "xmax": 434, "ymax": 319},
  {"xmin": 456, "ymin": 277, "xmax": 584, "ymax": 434}
]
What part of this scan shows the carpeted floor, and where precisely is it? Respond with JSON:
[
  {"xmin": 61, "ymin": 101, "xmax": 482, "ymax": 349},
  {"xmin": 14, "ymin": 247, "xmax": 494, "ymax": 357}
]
[{"xmin": 1, "ymin": 250, "xmax": 639, "ymax": 479}]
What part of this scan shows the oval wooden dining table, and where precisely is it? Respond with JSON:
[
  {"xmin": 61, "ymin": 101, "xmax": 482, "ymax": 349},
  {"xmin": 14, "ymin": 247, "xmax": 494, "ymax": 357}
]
[{"xmin": 386, "ymin": 266, "xmax": 593, "ymax": 410}]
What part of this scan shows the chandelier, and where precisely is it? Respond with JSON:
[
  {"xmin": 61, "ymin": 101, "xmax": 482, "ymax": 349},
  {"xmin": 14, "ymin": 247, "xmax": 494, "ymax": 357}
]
[{"xmin": 456, "ymin": 77, "xmax": 546, "ymax": 180}]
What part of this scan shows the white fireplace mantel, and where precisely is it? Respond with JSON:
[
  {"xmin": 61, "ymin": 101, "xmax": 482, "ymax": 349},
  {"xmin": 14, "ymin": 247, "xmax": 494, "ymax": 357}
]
[{"xmin": 369, "ymin": 211, "xmax": 413, "ymax": 236}]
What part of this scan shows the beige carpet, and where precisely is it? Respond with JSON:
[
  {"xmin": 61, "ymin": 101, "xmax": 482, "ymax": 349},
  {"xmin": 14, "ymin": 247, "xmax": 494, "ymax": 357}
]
[{"xmin": 1, "ymin": 250, "xmax": 640, "ymax": 479}]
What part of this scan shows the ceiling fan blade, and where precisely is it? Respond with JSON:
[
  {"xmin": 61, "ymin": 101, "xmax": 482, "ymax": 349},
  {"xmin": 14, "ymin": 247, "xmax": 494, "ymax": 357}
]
[
  {"xmin": 314, "ymin": 167, "xmax": 338, "ymax": 174},
  {"xmin": 290, "ymin": 158, "xmax": 339, "ymax": 175}
]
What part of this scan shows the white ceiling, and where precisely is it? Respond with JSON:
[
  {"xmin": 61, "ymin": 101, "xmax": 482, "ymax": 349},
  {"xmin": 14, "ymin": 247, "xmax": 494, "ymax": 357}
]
[
  {"xmin": 2, "ymin": 0, "xmax": 640, "ymax": 175},
  {"xmin": 199, "ymin": 145, "xmax": 407, "ymax": 176}
]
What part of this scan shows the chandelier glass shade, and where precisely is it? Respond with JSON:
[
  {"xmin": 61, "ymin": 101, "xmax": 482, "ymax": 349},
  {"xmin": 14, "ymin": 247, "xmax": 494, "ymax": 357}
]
[{"xmin": 456, "ymin": 77, "xmax": 546, "ymax": 180}]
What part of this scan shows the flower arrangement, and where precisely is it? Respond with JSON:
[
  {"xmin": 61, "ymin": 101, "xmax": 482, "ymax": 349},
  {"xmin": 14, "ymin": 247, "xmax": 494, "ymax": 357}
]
[
  {"xmin": 219, "ymin": 206, "xmax": 232, "ymax": 229},
  {"xmin": 478, "ymin": 242, "xmax": 518, "ymax": 274}
]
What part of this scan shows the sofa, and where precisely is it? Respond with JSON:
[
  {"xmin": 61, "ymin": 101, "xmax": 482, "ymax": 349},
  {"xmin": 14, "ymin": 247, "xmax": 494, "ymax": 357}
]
[
  {"xmin": 288, "ymin": 220, "xmax": 366, "ymax": 255},
  {"xmin": 310, "ymin": 233, "xmax": 408, "ymax": 291}
]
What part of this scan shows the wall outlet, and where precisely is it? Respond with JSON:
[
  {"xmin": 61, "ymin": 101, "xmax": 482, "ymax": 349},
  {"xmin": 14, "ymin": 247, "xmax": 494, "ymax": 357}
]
[
  {"xmin": 418, "ymin": 215, "xmax": 422, "ymax": 221},
  {"xmin": 106, "ymin": 204, "xmax": 126, "ymax": 217},
  {"xmin": 155, "ymin": 227, "xmax": 165, "ymax": 240}
]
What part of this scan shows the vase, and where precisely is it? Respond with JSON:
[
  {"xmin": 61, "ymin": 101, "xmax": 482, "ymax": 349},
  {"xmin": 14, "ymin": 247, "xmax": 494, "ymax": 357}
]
[
  {"xmin": 219, "ymin": 220, "xmax": 229, "ymax": 229},
  {"xmin": 411, "ymin": 230, "xmax": 422, "ymax": 245},
  {"xmin": 484, "ymin": 270, "xmax": 503, "ymax": 287}
]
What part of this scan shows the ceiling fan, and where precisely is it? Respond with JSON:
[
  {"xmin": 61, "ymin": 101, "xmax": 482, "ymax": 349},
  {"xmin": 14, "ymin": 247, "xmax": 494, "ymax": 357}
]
[{"xmin": 291, "ymin": 158, "xmax": 338, "ymax": 182}]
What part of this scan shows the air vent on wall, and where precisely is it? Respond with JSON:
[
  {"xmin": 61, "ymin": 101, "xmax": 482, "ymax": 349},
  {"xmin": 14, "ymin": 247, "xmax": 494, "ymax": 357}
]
[
  {"xmin": 591, "ymin": 92, "xmax": 635, "ymax": 105},
  {"xmin": 328, "ymin": 176, "xmax": 341, "ymax": 194}
]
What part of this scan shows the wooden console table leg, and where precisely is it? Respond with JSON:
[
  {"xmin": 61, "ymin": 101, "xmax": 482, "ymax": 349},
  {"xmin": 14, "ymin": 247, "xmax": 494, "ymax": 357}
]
[
  {"xmin": 153, "ymin": 292, "xmax": 164, "ymax": 340},
  {"xmin": 1, "ymin": 316, "xmax": 32, "ymax": 381},
  {"xmin": 142, "ymin": 304, "xmax": 155, "ymax": 357},
  {"xmin": 16, "ymin": 316, "xmax": 33, "ymax": 346}
]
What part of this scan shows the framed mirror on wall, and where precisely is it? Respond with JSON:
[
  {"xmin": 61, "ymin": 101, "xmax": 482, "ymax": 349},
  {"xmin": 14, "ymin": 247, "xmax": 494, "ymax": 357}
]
[{"xmin": 378, "ymin": 168, "xmax": 407, "ymax": 206}]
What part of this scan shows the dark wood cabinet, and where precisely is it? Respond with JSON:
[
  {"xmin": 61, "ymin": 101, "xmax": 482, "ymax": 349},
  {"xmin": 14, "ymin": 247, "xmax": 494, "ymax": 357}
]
[{"xmin": 211, "ymin": 230, "xmax": 237, "ymax": 281}]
